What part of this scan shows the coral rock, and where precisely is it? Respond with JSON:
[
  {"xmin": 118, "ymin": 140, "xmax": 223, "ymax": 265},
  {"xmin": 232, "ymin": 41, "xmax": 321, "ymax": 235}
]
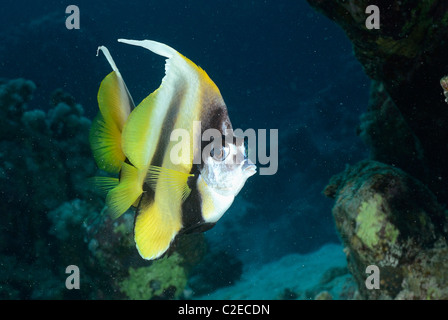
[
  {"xmin": 324, "ymin": 160, "xmax": 448, "ymax": 299},
  {"xmin": 119, "ymin": 252, "xmax": 188, "ymax": 300}
]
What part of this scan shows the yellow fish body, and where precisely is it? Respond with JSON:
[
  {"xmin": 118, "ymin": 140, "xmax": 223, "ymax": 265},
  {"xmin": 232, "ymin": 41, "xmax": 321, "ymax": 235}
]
[{"xmin": 90, "ymin": 39, "xmax": 256, "ymax": 260}]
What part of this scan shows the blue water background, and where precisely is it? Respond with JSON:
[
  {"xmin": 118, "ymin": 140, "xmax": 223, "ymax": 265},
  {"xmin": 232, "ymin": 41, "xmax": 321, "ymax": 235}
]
[{"xmin": 0, "ymin": 1, "xmax": 369, "ymax": 270}]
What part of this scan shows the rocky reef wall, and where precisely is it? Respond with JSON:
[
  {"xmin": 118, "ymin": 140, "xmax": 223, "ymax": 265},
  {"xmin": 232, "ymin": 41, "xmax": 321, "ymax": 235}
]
[
  {"xmin": 308, "ymin": 0, "xmax": 448, "ymax": 201},
  {"xmin": 307, "ymin": 0, "xmax": 448, "ymax": 298}
]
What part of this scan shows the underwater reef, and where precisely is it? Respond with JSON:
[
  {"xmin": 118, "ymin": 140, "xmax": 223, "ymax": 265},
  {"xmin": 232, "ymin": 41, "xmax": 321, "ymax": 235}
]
[
  {"xmin": 0, "ymin": 77, "xmax": 238, "ymax": 299},
  {"xmin": 0, "ymin": 78, "xmax": 96, "ymax": 298},
  {"xmin": 307, "ymin": 0, "xmax": 448, "ymax": 298},
  {"xmin": 0, "ymin": 76, "xmax": 357, "ymax": 300},
  {"xmin": 2, "ymin": 0, "xmax": 447, "ymax": 300}
]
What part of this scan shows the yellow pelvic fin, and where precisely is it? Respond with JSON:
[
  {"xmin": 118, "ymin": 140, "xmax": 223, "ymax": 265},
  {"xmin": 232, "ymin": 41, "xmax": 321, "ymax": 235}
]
[
  {"xmin": 146, "ymin": 165, "xmax": 194, "ymax": 203},
  {"xmin": 88, "ymin": 176, "xmax": 119, "ymax": 197},
  {"xmin": 134, "ymin": 201, "xmax": 182, "ymax": 260},
  {"xmin": 106, "ymin": 162, "xmax": 144, "ymax": 219}
]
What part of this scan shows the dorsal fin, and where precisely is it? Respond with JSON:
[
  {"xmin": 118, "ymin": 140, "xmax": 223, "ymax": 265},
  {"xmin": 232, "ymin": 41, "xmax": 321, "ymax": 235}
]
[
  {"xmin": 117, "ymin": 39, "xmax": 220, "ymax": 96},
  {"xmin": 118, "ymin": 38, "xmax": 225, "ymax": 172},
  {"xmin": 117, "ymin": 39, "xmax": 177, "ymax": 59}
]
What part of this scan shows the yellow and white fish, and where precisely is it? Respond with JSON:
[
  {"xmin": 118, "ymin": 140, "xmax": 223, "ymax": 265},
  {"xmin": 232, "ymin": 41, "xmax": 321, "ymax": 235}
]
[{"xmin": 89, "ymin": 39, "xmax": 256, "ymax": 260}]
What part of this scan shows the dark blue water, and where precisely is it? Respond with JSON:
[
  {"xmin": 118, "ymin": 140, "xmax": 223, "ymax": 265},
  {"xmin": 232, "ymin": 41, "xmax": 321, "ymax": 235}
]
[{"xmin": 0, "ymin": 0, "xmax": 370, "ymax": 299}]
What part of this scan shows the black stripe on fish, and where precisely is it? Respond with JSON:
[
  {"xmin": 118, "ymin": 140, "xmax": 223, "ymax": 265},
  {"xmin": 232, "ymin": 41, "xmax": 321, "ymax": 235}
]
[
  {"xmin": 151, "ymin": 81, "xmax": 187, "ymax": 168},
  {"xmin": 201, "ymin": 104, "xmax": 231, "ymax": 134},
  {"xmin": 179, "ymin": 165, "xmax": 215, "ymax": 234},
  {"xmin": 134, "ymin": 82, "xmax": 187, "ymax": 237}
]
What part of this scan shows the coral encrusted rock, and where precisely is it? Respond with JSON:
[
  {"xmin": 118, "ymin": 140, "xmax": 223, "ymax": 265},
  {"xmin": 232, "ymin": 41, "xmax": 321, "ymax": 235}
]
[{"xmin": 324, "ymin": 160, "xmax": 448, "ymax": 299}]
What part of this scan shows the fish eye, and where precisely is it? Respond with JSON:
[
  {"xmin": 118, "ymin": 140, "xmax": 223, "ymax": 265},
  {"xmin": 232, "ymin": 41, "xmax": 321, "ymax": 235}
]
[{"xmin": 210, "ymin": 144, "xmax": 230, "ymax": 161}]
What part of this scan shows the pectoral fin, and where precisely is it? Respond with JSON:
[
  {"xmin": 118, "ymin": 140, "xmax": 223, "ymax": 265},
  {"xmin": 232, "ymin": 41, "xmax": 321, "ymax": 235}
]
[{"xmin": 146, "ymin": 165, "xmax": 194, "ymax": 203}]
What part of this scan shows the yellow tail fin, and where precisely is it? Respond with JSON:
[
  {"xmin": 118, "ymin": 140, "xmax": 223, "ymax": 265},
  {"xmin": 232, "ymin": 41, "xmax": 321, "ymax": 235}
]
[
  {"xmin": 88, "ymin": 176, "xmax": 119, "ymax": 197},
  {"xmin": 89, "ymin": 111, "xmax": 125, "ymax": 173},
  {"xmin": 91, "ymin": 46, "xmax": 133, "ymax": 174}
]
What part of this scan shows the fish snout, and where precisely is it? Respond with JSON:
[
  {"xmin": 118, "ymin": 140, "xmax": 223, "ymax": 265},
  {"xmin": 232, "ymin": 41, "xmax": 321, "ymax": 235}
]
[{"xmin": 242, "ymin": 158, "xmax": 257, "ymax": 176}]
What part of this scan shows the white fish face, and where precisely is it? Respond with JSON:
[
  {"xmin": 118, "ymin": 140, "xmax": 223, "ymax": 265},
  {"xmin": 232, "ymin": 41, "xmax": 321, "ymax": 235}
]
[{"xmin": 200, "ymin": 141, "xmax": 256, "ymax": 197}]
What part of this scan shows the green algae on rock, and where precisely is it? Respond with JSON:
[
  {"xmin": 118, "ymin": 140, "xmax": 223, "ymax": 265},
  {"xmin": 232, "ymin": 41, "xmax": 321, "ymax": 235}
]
[
  {"xmin": 355, "ymin": 194, "xmax": 399, "ymax": 251},
  {"xmin": 119, "ymin": 252, "xmax": 188, "ymax": 300}
]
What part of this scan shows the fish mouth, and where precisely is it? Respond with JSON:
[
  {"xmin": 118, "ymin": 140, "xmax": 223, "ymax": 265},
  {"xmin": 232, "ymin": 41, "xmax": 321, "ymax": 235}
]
[{"xmin": 242, "ymin": 159, "xmax": 257, "ymax": 175}]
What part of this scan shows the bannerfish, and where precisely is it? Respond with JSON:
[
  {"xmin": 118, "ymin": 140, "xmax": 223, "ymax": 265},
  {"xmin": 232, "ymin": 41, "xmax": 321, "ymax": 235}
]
[{"xmin": 89, "ymin": 39, "xmax": 256, "ymax": 260}]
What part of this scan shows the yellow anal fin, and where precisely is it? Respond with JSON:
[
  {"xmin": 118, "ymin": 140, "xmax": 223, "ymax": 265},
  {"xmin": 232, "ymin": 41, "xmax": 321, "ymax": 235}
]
[
  {"xmin": 146, "ymin": 165, "xmax": 194, "ymax": 203},
  {"xmin": 134, "ymin": 201, "xmax": 182, "ymax": 260},
  {"xmin": 88, "ymin": 176, "xmax": 119, "ymax": 197},
  {"xmin": 89, "ymin": 113, "xmax": 125, "ymax": 174},
  {"xmin": 106, "ymin": 162, "xmax": 144, "ymax": 219}
]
